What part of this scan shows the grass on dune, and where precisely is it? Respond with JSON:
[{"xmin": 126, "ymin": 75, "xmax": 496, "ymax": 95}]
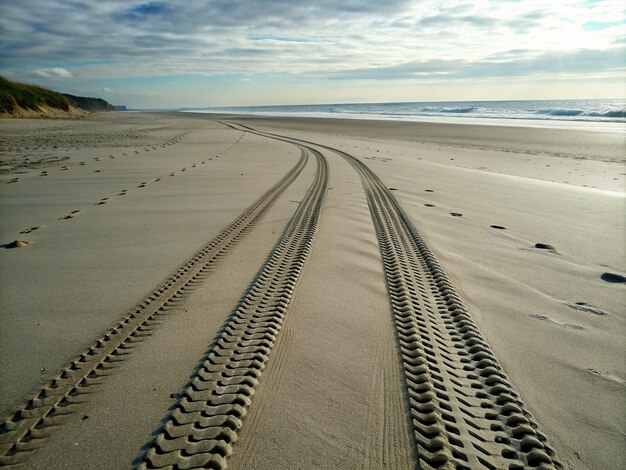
[{"xmin": 0, "ymin": 76, "xmax": 70, "ymax": 113}]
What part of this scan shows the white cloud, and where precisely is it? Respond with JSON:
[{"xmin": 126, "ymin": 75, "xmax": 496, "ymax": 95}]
[
  {"xmin": 1, "ymin": 0, "xmax": 623, "ymax": 105},
  {"xmin": 2, "ymin": 1, "xmax": 622, "ymax": 78},
  {"xmin": 32, "ymin": 67, "xmax": 73, "ymax": 78}
]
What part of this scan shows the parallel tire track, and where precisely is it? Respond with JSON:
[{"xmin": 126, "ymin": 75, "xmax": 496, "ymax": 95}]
[
  {"xmin": 137, "ymin": 143, "xmax": 328, "ymax": 469},
  {"xmin": 226, "ymin": 123, "xmax": 563, "ymax": 470},
  {"xmin": 0, "ymin": 144, "xmax": 309, "ymax": 467}
]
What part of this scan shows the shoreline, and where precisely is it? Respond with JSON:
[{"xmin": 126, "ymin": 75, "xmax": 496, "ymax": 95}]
[{"xmin": 180, "ymin": 106, "xmax": 626, "ymax": 132}]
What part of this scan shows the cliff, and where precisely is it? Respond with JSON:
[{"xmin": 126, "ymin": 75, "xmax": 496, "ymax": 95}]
[{"xmin": 63, "ymin": 93, "xmax": 115, "ymax": 112}]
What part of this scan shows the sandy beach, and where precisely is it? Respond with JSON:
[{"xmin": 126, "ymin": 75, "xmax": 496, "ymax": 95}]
[{"xmin": 1, "ymin": 112, "xmax": 624, "ymax": 469}]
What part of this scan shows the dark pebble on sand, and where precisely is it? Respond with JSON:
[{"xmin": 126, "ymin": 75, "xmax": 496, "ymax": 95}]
[
  {"xmin": 534, "ymin": 243, "xmax": 555, "ymax": 250},
  {"xmin": 601, "ymin": 272, "xmax": 626, "ymax": 284}
]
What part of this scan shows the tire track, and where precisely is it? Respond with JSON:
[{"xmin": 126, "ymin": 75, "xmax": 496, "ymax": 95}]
[
  {"xmin": 224, "ymin": 123, "xmax": 563, "ymax": 470},
  {"xmin": 0, "ymin": 146, "xmax": 309, "ymax": 467},
  {"xmin": 137, "ymin": 141, "xmax": 327, "ymax": 469},
  {"xmin": 233, "ymin": 325, "xmax": 294, "ymax": 469}
]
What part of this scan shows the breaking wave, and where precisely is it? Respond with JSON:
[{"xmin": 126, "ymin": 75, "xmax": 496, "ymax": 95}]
[
  {"xmin": 189, "ymin": 99, "xmax": 626, "ymax": 124},
  {"xmin": 535, "ymin": 109, "xmax": 584, "ymax": 116},
  {"xmin": 421, "ymin": 106, "xmax": 477, "ymax": 113},
  {"xmin": 588, "ymin": 110, "xmax": 626, "ymax": 118}
]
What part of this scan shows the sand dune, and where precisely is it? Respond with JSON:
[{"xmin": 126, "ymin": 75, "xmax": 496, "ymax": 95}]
[{"xmin": 1, "ymin": 112, "xmax": 624, "ymax": 469}]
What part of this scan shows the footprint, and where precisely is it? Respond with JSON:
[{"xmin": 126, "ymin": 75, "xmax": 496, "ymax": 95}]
[
  {"xmin": 61, "ymin": 166, "xmax": 68, "ymax": 171},
  {"xmin": 600, "ymin": 272, "xmax": 626, "ymax": 284},
  {"xmin": 529, "ymin": 314, "xmax": 583, "ymax": 330},
  {"xmin": 181, "ymin": 168, "xmax": 186, "ymax": 172},
  {"xmin": 450, "ymin": 212, "xmax": 463, "ymax": 217},
  {"xmin": 40, "ymin": 171, "xmax": 48, "ymax": 176},
  {"xmin": 388, "ymin": 187, "xmax": 397, "ymax": 191},
  {"xmin": 490, "ymin": 225, "xmax": 506, "ymax": 230},
  {"xmin": 138, "ymin": 183, "xmax": 147, "ymax": 188},
  {"xmin": 529, "ymin": 314, "xmax": 549, "ymax": 321},
  {"xmin": 586, "ymin": 369, "xmax": 624, "ymax": 386},
  {"xmin": 424, "ymin": 203, "xmax": 435, "ymax": 207},
  {"xmin": 2, "ymin": 240, "xmax": 29, "ymax": 249},
  {"xmin": 8, "ymin": 178, "xmax": 19, "ymax": 183},
  {"xmin": 79, "ymin": 162, "xmax": 85, "ymax": 166},
  {"xmin": 94, "ymin": 170, "xmax": 101, "ymax": 173},
  {"xmin": 59, "ymin": 210, "xmax": 80, "ymax": 220},
  {"xmin": 425, "ymin": 189, "xmax": 434, "ymax": 192},
  {"xmin": 567, "ymin": 301, "xmax": 608, "ymax": 316},
  {"xmin": 20, "ymin": 226, "xmax": 41, "ymax": 234}
]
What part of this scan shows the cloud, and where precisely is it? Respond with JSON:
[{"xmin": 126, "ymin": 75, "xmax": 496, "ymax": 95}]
[
  {"xmin": 328, "ymin": 47, "xmax": 626, "ymax": 81},
  {"xmin": 32, "ymin": 67, "xmax": 73, "ymax": 78},
  {"xmin": 102, "ymin": 87, "xmax": 112, "ymax": 93},
  {"xmin": 0, "ymin": 0, "xmax": 623, "ymax": 91}
]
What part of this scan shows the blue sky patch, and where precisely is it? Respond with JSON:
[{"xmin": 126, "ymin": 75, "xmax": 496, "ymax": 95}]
[
  {"xmin": 129, "ymin": 2, "xmax": 168, "ymax": 17},
  {"xmin": 583, "ymin": 19, "xmax": 626, "ymax": 31}
]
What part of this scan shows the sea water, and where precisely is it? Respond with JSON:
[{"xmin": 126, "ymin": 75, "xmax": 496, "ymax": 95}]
[{"xmin": 185, "ymin": 99, "xmax": 626, "ymax": 131}]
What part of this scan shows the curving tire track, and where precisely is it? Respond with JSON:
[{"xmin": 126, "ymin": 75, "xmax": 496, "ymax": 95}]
[
  {"xmin": 136, "ymin": 141, "xmax": 328, "ymax": 469},
  {"xmin": 0, "ymin": 144, "xmax": 309, "ymax": 468},
  {"xmin": 225, "ymin": 122, "xmax": 563, "ymax": 470}
]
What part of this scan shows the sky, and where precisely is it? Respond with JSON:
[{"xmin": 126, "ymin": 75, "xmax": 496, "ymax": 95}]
[{"xmin": 0, "ymin": 0, "xmax": 624, "ymax": 108}]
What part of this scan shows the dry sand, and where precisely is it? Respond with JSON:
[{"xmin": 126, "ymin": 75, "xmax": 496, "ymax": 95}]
[{"xmin": 0, "ymin": 112, "xmax": 624, "ymax": 469}]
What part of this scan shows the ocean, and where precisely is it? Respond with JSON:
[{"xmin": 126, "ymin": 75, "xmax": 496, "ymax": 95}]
[{"xmin": 185, "ymin": 99, "xmax": 626, "ymax": 131}]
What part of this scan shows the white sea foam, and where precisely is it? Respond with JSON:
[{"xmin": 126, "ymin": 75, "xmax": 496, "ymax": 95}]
[{"xmin": 183, "ymin": 99, "xmax": 626, "ymax": 132}]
